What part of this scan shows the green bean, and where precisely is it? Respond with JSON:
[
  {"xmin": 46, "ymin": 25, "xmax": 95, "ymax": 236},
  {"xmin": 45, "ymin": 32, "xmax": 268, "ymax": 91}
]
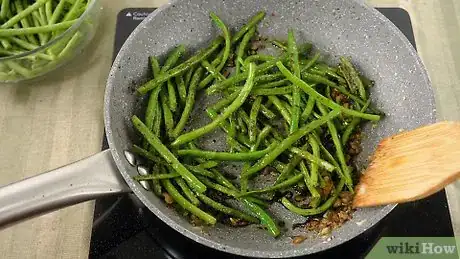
[
  {"xmin": 236, "ymin": 27, "xmax": 256, "ymax": 74},
  {"xmin": 237, "ymin": 115, "xmax": 248, "ymax": 134},
  {"xmin": 184, "ymin": 165, "xmax": 216, "ymax": 179},
  {"xmin": 227, "ymin": 135, "xmax": 249, "ymax": 152},
  {"xmin": 132, "ymin": 116, "xmax": 206, "ymax": 193},
  {"xmin": 255, "ymin": 73, "xmax": 285, "ymax": 84},
  {"xmin": 277, "ymin": 62, "xmax": 380, "ymax": 121},
  {"xmin": 160, "ymin": 92, "xmax": 175, "ymax": 137},
  {"xmin": 197, "ymin": 50, "xmax": 224, "ymax": 90},
  {"xmin": 260, "ymin": 104, "xmax": 276, "ymax": 120},
  {"xmin": 0, "ymin": 20, "xmax": 76, "ymax": 36},
  {"xmin": 271, "ymin": 39, "xmax": 287, "ymax": 50},
  {"xmin": 299, "ymin": 161, "xmax": 320, "ymax": 198},
  {"xmin": 153, "ymin": 100, "xmax": 163, "ymax": 137},
  {"xmin": 287, "ymin": 30, "xmax": 301, "ymax": 134},
  {"xmin": 238, "ymin": 109, "xmax": 251, "ymax": 126},
  {"xmin": 228, "ymin": 114, "xmax": 237, "ymax": 138},
  {"xmin": 13, "ymin": 1, "xmax": 39, "ymax": 45},
  {"xmin": 209, "ymin": 168, "xmax": 238, "ymax": 191},
  {"xmin": 300, "ymin": 52, "xmax": 321, "ymax": 73},
  {"xmin": 339, "ymin": 56, "xmax": 366, "ymax": 100},
  {"xmin": 232, "ymin": 11, "xmax": 265, "ymax": 44},
  {"xmin": 162, "ymin": 179, "xmax": 216, "ymax": 224},
  {"xmin": 342, "ymin": 99, "xmax": 371, "ymax": 145},
  {"xmin": 167, "ymin": 79, "xmax": 178, "ymax": 112},
  {"xmin": 1, "ymin": 0, "xmax": 48, "ymax": 29},
  {"xmin": 197, "ymin": 194, "xmax": 258, "ymax": 223},
  {"xmin": 137, "ymin": 37, "xmax": 223, "ymax": 95},
  {"xmin": 206, "ymin": 108, "xmax": 252, "ymax": 147},
  {"xmin": 307, "ymin": 136, "xmax": 320, "ymax": 186},
  {"xmin": 184, "ymin": 65, "xmax": 195, "ymax": 86},
  {"xmin": 62, "ymin": 0, "xmax": 83, "ymax": 22},
  {"xmin": 252, "ymin": 86, "xmax": 293, "ymax": 96},
  {"xmin": 255, "ymin": 79, "xmax": 290, "ymax": 89},
  {"xmin": 275, "ymin": 151, "xmax": 303, "ymax": 184},
  {"xmin": 211, "ymin": 91, "xmax": 239, "ymax": 111},
  {"xmin": 197, "ymin": 161, "xmax": 219, "ymax": 169},
  {"xmin": 317, "ymin": 103, "xmax": 353, "ymax": 189},
  {"xmin": 249, "ymin": 96, "xmax": 262, "ymax": 143},
  {"xmin": 175, "ymin": 178, "xmax": 200, "ymax": 206},
  {"xmin": 131, "ymin": 145, "xmax": 167, "ymax": 166},
  {"xmin": 267, "ymin": 96, "xmax": 291, "ymax": 123},
  {"xmin": 0, "ymin": 0, "xmax": 10, "ymax": 19},
  {"xmin": 198, "ymin": 176, "xmax": 239, "ymax": 197},
  {"xmin": 281, "ymin": 179, "xmax": 345, "ymax": 216},
  {"xmin": 240, "ymin": 174, "xmax": 303, "ymax": 197},
  {"xmin": 177, "ymin": 142, "xmax": 276, "ymax": 161},
  {"xmin": 289, "ymin": 147, "xmax": 336, "ymax": 172},
  {"xmin": 161, "ymin": 45, "xmax": 186, "ymax": 73},
  {"xmin": 172, "ymin": 63, "xmax": 256, "ymax": 147},
  {"xmin": 245, "ymin": 54, "xmax": 275, "ymax": 64},
  {"xmin": 49, "ymin": 0, "xmax": 67, "ymax": 25},
  {"xmin": 134, "ymin": 173, "xmax": 179, "ymax": 180},
  {"xmin": 175, "ymin": 75, "xmax": 187, "ymax": 104},
  {"xmin": 201, "ymin": 59, "xmax": 225, "ymax": 81},
  {"xmin": 172, "ymin": 67, "xmax": 204, "ymax": 137},
  {"xmin": 206, "ymin": 58, "xmax": 282, "ymax": 95},
  {"xmin": 241, "ymin": 198, "xmax": 280, "ymax": 237},
  {"xmin": 251, "ymin": 125, "xmax": 271, "ymax": 151},
  {"xmin": 242, "ymin": 109, "xmax": 340, "ymax": 179},
  {"xmin": 210, "ymin": 12, "xmax": 231, "ymax": 72}
]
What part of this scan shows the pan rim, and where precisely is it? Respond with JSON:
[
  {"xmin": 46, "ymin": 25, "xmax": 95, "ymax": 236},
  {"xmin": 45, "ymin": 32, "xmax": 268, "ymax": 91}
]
[{"xmin": 104, "ymin": 0, "xmax": 434, "ymax": 257}]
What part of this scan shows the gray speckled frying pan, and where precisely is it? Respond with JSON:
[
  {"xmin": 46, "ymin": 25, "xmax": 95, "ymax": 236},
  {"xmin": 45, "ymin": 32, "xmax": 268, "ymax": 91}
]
[{"xmin": 0, "ymin": 0, "xmax": 435, "ymax": 257}]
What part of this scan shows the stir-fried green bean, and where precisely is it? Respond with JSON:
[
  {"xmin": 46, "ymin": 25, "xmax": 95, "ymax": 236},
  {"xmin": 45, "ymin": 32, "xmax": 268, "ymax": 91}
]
[{"xmin": 132, "ymin": 13, "xmax": 382, "ymax": 238}]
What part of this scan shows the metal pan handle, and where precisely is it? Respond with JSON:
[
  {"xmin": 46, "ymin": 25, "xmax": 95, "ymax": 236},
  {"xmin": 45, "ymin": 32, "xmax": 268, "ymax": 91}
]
[{"xmin": 0, "ymin": 150, "xmax": 131, "ymax": 228}]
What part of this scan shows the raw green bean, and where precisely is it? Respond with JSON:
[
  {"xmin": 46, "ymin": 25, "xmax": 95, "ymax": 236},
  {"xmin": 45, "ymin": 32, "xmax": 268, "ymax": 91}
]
[
  {"xmin": 249, "ymin": 96, "xmax": 262, "ymax": 143},
  {"xmin": 172, "ymin": 63, "xmax": 256, "ymax": 147},
  {"xmin": 49, "ymin": 0, "xmax": 67, "ymax": 25},
  {"xmin": 167, "ymin": 79, "xmax": 178, "ymax": 112},
  {"xmin": 239, "ymin": 174, "xmax": 303, "ymax": 197},
  {"xmin": 339, "ymin": 56, "xmax": 366, "ymax": 100},
  {"xmin": 241, "ymin": 198, "xmax": 280, "ymax": 237},
  {"xmin": 289, "ymin": 147, "xmax": 336, "ymax": 172},
  {"xmin": 242, "ymin": 109, "xmax": 340, "ymax": 179},
  {"xmin": 236, "ymin": 27, "xmax": 256, "ymax": 74},
  {"xmin": 277, "ymin": 62, "xmax": 380, "ymax": 121},
  {"xmin": 252, "ymin": 86, "xmax": 293, "ymax": 96},
  {"xmin": 1, "ymin": 0, "xmax": 48, "ymax": 29},
  {"xmin": 288, "ymin": 29, "xmax": 301, "ymax": 134},
  {"xmin": 281, "ymin": 179, "xmax": 345, "ymax": 216},
  {"xmin": 342, "ymin": 99, "xmax": 371, "ymax": 145},
  {"xmin": 232, "ymin": 11, "xmax": 265, "ymax": 44},
  {"xmin": 172, "ymin": 67, "xmax": 204, "ymax": 137},
  {"xmin": 197, "ymin": 194, "xmax": 258, "ymax": 223},
  {"xmin": 137, "ymin": 37, "xmax": 223, "ymax": 95},
  {"xmin": 162, "ymin": 179, "xmax": 216, "ymax": 224},
  {"xmin": 62, "ymin": 0, "xmax": 83, "ymax": 22},
  {"xmin": 134, "ymin": 173, "xmax": 179, "ymax": 180},
  {"xmin": 175, "ymin": 75, "xmax": 187, "ymax": 104},
  {"xmin": 175, "ymin": 178, "xmax": 200, "ymax": 206},
  {"xmin": 267, "ymin": 96, "xmax": 291, "ymax": 123},
  {"xmin": 307, "ymin": 136, "xmax": 320, "ymax": 186},
  {"xmin": 317, "ymin": 103, "xmax": 353, "ymax": 189},
  {"xmin": 132, "ymin": 115, "xmax": 206, "ymax": 193},
  {"xmin": 0, "ymin": 20, "xmax": 76, "ymax": 36},
  {"xmin": 210, "ymin": 12, "xmax": 231, "ymax": 72},
  {"xmin": 0, "ymin": 0, "xmax": 10, "ymax": 19},
  {"xmin": 201, "ymin": 59, "xmax": 225, "ymax": 81},
  {"xmin": 177, "ymin": 142, "xmax": 276, "ymax": 161},
  {"xmin": 13, "ymin": 1, "xmax": 39, "ymax": 45}
]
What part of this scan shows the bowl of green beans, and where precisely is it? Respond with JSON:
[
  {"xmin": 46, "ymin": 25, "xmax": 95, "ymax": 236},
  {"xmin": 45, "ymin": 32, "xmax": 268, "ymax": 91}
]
[{"xmin": 0, "ymin": 0, "xmax": 100, "ymax": 82}]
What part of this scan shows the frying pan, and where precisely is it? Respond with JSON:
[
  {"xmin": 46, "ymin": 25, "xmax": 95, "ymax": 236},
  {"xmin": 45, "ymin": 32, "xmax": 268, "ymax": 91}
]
[{"xmin": 0, "ymin": 0, "xmax": 436, "ymax": 257}]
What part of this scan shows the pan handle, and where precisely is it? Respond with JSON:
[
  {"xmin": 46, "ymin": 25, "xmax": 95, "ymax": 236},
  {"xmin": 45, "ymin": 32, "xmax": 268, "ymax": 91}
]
[{"xmin": 0, "ymin": 150, "xmax": 131, "ymax": 228}]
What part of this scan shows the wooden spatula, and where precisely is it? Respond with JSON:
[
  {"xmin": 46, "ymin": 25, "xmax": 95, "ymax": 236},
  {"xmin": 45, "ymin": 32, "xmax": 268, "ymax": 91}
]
[{"xmin": 353, "ymin": 121, "xmax": 460, "ymax": 208}]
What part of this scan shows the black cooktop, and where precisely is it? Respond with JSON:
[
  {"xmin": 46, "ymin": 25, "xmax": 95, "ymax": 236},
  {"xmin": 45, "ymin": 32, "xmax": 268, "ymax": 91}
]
[{"xmin": 91, "ymin": 8, "xmax": 454, "ymax": 259}]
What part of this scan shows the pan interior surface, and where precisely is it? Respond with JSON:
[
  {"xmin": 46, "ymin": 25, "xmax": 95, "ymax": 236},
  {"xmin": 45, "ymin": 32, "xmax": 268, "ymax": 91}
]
[{"xmin": 105, "ymin": 0, "xmax": 435, "ymax": 257}]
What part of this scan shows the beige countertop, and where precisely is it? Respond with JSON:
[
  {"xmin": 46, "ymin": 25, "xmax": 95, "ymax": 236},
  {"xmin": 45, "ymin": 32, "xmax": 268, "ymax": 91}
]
[{"xmin": 0, "ymin": 0, "xmax": 458, "ymax": 258}]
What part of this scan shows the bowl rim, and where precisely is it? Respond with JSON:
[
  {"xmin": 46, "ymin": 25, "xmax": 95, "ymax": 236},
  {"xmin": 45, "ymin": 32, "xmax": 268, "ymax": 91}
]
[{"xmin": 0, "ymin": 0, "xmax": 99, "ymax": 61}]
